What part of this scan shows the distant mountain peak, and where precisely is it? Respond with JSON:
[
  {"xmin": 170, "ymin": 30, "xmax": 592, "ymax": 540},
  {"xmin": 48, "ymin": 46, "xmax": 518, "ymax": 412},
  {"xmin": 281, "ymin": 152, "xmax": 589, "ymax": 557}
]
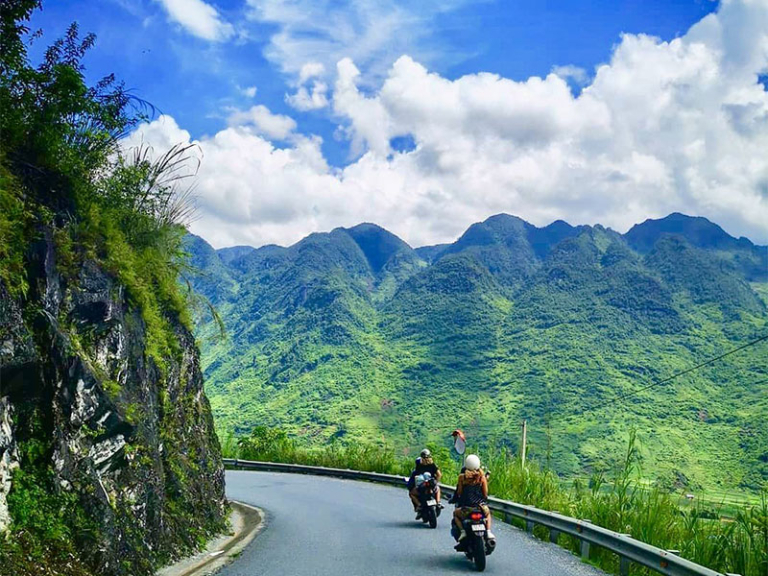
[
  {"xmin": 483, "ymin": 213, "xmax": 526, "ymax": 225},
  {"xmin": 341, "ymin": 222, "xmax": 415, "ymax": 274},
  {"xmin": 217, "ymin": 244, "xmax": 258, "ymax": 265},
  {"xmin": 625, "ymin": 213, "xmax": 767, "ymax": 280},
  {"xmin": 625, "ymin": 213, "xmax": 741, "ymax": 252},
  {"xmin": 345, "ymin": 222, "xmax": 390, "ymax": 233}
]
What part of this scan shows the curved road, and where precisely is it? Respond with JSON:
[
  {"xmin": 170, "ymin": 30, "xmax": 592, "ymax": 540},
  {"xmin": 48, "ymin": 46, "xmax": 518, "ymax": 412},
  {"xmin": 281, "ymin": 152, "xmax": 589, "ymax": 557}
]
[{"xmin": 220, "ymin": 471, "xmax": 606, "ymax": 575}]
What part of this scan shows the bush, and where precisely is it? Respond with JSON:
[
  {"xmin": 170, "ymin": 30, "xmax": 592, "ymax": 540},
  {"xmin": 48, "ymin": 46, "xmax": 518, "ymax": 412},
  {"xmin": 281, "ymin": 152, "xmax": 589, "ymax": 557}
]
[{"xmin": 0, "ymin": 1, "xmax": 198, "ymax": 367}]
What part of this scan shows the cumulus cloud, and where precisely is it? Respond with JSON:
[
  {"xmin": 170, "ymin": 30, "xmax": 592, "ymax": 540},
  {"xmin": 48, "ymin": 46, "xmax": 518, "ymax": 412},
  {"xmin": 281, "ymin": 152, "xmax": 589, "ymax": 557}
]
[
  {"xmin": 286, "ymin": 82, "xmax": 329, "ymax": 111},
  {"xmin": 297, "ymin": 62, "xmax": 326, "ymax": 84},
  {"xmin": 128, "ymin": 0, "xmax": 768, "ymax": 248},
  {"xmin": 122, "ymin": 114, "xmax": 193, "ymax": 152},
  {"xmin": 285, "ymin": 62, "xmax": 330, "ymax": 110},
  {"xmin": 226, "ymin": 105, "xmax": 297, "ymax": 140},
  {"xmin": 155, "ymin": 0, "xmax": 234, "ymax": 42},
  {"xmin": 551, "ymin": 64, "xmax": 589, "ymax": 86}
]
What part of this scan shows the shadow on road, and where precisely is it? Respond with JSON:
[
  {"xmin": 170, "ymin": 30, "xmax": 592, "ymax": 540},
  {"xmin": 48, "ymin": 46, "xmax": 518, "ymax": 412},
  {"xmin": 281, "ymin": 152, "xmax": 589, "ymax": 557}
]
[
  {"xmin": 412, "ymin": 554, "xmax": 476, "ymax": 573},
  {"xmin": 378, "ymin": 519, "xmax": 435, "ymax": 529}
]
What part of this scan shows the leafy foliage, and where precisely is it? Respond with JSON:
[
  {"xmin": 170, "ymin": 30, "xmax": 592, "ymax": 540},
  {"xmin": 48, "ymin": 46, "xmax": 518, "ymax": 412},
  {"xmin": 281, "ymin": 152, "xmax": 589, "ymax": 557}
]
[
  {"xmin": 0, "ymin": 0, "xmax": 197, "ymax": 365},
  {"xmin": 0, "ymin": 3, "xmax": 215, "ymax": 574}
]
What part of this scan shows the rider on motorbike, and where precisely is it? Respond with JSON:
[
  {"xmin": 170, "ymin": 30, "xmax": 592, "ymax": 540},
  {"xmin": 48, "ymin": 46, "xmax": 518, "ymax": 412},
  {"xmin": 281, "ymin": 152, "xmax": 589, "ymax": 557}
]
[
  {"xmin": 408, "ymin": 448, "xmax": 443, "ymax": 519},
  {"xmin": 452, "ymin": 454, "xmax": 495, "ymax": 543}
]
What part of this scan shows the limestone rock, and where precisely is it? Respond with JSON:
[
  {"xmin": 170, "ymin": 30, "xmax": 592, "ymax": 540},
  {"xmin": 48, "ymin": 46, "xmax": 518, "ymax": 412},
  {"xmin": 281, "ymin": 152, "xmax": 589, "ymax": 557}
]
[{"xmin": 0, "ymin": 232, "xmax": 226, "ymax": 574}]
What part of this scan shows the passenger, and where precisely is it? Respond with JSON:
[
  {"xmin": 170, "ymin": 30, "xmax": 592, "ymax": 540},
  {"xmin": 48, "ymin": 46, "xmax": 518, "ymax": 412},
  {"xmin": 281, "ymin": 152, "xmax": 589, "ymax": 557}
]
[
  {"xmin": 407, "ymin": 448, "xmax": 443, "ymax": 518},
  {"xmin": 452, "ymin": 454, "xmax": 495, "ymax": 542}
]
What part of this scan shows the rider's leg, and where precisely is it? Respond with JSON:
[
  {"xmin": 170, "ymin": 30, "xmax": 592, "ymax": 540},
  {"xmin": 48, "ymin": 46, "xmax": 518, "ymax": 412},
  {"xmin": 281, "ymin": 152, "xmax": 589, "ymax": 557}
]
[
  {"xmin": 453, "ymin": 508, "xmax": 465, "ymax": 532},
  {"xmin": 482, "ymin": 505, "xmax": 495, "ymax": 539},
  {"xmin": 409, "ymin": 487, "xmax": 420, "ymax": 511}
]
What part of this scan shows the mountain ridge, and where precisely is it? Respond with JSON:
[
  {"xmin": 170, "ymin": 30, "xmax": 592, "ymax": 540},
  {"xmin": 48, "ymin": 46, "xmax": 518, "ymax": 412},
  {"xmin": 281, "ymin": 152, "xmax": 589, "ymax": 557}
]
[
  {"xmin": 188, "ymin": 212, "xmax": 768, "ymax": 491},
  {"xmin": 204, "ymin": 212, "xmax": 767, "ymax": 258}
]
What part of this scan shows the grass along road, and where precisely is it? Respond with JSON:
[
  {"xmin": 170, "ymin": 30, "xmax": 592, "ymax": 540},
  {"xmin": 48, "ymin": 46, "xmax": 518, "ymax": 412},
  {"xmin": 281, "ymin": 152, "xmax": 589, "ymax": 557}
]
[{"xmin": 225, "ymin": 428, "xmax": 768, "ymax": 576}]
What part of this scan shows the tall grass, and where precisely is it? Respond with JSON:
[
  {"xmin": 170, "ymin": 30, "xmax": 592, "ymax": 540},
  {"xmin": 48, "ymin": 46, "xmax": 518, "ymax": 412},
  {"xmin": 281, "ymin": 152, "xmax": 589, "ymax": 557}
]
[{"xmin": 227, "ymin": 427, "xmax": 767, "ymax": 576}]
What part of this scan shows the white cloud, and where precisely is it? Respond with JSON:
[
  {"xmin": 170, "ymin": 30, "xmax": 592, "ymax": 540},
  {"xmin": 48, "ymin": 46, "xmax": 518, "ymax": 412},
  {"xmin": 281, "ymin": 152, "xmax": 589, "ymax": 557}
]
[
  {"xmin": 239, "ymin": 85, "xmax": 258, "ymax": 98},
  {"xmin": 298, "ymin": 62, "xmax": 326, "ymax": 84},
  {"xmin": 286, "ymin": 81, "xmax": 329, "ymax": 111},
  {"xmin": 551, "ymin": 64, "xmax": 589, "ymax": 86},
  {"xmin": 155, "ymin": 0, "xmax": 234, "ymax": 42},
  {"xmin": 122, "ymin": 114, "xmax": 192, "ymax": 151},
  {"xmin": 128, "ymin": 0, "xmax": 768, "ymax": 248},
  {"xmin": 226, "ymin": 105, "xmax": 297, "ymax": 140},
  {"xmin": 333, "ymin": 58, "xmax": 392, "ymax": 156},
  {"xmin": 285, "ymin": 63, "xmax": 329, "ymax": 110},
  {"xmin": 245, "ymin": 0, "xmax": 473, "ymax": 84}
]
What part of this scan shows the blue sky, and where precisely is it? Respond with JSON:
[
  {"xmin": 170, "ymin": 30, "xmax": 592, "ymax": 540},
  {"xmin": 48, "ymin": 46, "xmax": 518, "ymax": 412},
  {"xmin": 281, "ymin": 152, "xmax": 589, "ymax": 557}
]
[
  {"xmin": 30, "ymin": 1, "xmax": 768, "ymax": 249},
  {"xmin": 32, "ymin": 0, "xmax": 717, "ymax": 166}
]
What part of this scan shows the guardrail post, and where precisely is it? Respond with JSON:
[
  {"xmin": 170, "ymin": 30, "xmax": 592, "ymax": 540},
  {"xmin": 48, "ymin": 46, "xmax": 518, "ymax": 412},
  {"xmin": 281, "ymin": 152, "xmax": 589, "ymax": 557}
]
[
  {"xmin": 526, "ymin": 520, "xmax": 534, "ymax": 534},
  {"xmin": 580, "ymin": 538, "xmax": 590, "ymax": 560},
  {"xmin": 549, "ymin": 529, "xmax": 559, "ymax": 544},
  {"xmin": 620, "ymin": 556, "xmax": 630, "ymax": 576},
  {"xmin": 579, "ymin": 519, "xmax": 590, "ymax": 560}
]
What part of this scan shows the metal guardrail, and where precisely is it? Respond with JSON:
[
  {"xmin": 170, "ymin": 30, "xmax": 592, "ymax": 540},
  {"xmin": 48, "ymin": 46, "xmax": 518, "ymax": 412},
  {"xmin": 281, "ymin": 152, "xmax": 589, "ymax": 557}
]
[{"xmin": 223, "ymin": 458, "xmax": 726, "ymax": 576}]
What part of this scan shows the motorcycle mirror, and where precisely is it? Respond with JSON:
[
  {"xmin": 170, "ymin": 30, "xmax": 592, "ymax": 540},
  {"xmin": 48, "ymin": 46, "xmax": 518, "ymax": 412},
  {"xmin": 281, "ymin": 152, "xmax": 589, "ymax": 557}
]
[{"xmin": 452, "ymin": 429, "xmax": 466, "ymax": 455}]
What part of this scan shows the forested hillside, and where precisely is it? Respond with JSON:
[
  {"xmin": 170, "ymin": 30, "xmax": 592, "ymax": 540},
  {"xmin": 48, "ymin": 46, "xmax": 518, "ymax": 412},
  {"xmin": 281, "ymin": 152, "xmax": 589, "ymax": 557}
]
[{"xmin": 189, "ymin": 213, "xmax": 768, "ymax": 491}]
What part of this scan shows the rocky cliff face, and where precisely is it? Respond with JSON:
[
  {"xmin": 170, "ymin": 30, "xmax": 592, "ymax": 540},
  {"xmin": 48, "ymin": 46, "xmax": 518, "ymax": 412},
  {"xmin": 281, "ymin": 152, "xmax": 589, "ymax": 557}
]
[{"xmin": 0, "ymin": 230, "xmax": 226, "ymax": 575}]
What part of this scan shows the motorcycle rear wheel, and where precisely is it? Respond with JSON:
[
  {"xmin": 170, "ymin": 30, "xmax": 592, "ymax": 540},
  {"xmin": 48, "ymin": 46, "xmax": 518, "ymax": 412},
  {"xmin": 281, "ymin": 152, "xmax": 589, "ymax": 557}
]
[
  {"xmin": 426, "ymin": 507, "xmax": 437, "ymax": 529},
  {"xmin": 472, "ymin": 535, "xmax": 486, "ymax": 572}
]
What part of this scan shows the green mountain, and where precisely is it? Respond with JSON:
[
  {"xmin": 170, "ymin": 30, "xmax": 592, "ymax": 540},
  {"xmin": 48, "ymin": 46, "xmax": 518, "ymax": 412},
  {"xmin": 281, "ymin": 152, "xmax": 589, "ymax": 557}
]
[{"xmin": 188, "ymin": 214, "xmax": 768, "ymax": 491}]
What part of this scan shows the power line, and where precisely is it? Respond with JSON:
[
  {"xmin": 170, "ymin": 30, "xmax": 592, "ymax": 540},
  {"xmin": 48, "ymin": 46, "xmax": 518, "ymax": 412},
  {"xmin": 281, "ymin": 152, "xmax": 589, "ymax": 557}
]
[
  {"xmin": 252, "ymin": 335, "xmax": 768, "ymax": 438},
  {"xmin": 584, "ymin": 333, "xmax": 768, "ymax": 411}
]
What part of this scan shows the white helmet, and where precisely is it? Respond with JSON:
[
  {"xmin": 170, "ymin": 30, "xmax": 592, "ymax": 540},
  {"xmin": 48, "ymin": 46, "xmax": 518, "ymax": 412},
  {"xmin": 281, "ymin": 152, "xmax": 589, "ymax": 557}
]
[{"xmin": 464, "ymin": 454, "xmax": 481, "ymax": 471}]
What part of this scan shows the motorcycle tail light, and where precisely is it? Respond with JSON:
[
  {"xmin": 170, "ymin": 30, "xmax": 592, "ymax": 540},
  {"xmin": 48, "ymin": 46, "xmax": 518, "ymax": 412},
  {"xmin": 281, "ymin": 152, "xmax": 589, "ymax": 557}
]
[{"xmin": 470, "ymin": 512, "xmax": 483, "ymax": 520}]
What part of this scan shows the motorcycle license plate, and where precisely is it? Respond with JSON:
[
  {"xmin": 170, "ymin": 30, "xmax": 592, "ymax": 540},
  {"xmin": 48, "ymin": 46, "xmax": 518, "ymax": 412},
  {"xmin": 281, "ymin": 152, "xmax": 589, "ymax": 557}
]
[
  {"xmin": 426, "ymin": 499, "xmax": 437, "ymax": 506},
  {"xmin": 471, "ymin": 524, "xmax": 486, "ymax": 533}
]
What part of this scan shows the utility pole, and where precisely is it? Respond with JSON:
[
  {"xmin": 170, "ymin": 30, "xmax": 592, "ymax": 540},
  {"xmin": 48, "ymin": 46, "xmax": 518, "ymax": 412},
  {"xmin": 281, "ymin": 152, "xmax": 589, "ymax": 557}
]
[{"xmin": 521, "ymin": 419, "xmax": 527, "ymax": 468}]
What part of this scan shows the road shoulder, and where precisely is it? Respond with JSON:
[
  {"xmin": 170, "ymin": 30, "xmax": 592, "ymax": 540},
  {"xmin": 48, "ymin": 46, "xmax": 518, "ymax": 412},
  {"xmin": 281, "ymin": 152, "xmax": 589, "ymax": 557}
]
[{"xmin": 156, "ymin": 501, "xmax": 264, "ymax": 576}]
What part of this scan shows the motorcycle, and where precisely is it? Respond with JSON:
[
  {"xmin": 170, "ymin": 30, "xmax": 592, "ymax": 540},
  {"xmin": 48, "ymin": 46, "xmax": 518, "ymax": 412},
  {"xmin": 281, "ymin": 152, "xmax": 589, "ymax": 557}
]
[
  {"xmin": 456, "ymin": 506, "xmax": 496, "ymax": 572},
  {"xmin": 416, "ymin": 473, "xmax": 441, "ymax": 528},
  {"xmin": 451, "ymin": 469, "xmax": 495, "ymax": 572}
]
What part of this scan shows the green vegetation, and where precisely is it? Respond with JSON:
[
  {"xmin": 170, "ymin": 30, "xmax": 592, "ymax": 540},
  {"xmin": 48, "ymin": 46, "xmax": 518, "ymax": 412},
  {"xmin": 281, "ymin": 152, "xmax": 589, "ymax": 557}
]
[
  {"xmin": 190, "ymin": 213, "xmax": 768, "ymax": 493},
  {"xmin": 228, "ymin": 427, "xmax": 768, "ymax": 576},
  {"xmin": 0, "ymin": 0, "xmax": 193, "ymax": 350},
  {"xmin": 0, "ymin": 2, "xmax": 224, "ymax": 575},
  {"xmin": 0, "ymin": 167, "xmax": 32, "ymax": 298},
  {"xmin": 0, "ymin": 415, "xmax": 96, "ymax": 576}
]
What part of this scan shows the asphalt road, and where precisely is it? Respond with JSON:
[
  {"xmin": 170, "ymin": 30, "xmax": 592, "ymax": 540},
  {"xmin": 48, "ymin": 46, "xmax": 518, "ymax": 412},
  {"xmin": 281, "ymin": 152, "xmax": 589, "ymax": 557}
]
[{"xmin": 219, "ymin": 471, "xmax": 606, "ymax": 576}]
